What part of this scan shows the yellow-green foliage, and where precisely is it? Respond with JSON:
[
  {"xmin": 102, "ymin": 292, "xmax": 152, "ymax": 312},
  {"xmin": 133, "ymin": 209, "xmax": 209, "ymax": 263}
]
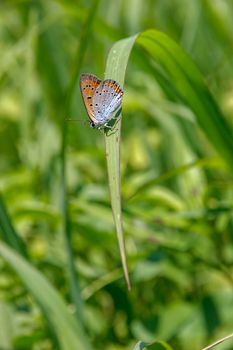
[{"xmin": 0, "ymin": 1, "xmax": 233, "ymax": 350}]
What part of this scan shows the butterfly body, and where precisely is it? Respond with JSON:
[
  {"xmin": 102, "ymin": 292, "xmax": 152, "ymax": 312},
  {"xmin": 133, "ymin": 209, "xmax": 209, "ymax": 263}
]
[{"xmin": 80, "ymin": 74, "xmax": 124, "ymax": 130}]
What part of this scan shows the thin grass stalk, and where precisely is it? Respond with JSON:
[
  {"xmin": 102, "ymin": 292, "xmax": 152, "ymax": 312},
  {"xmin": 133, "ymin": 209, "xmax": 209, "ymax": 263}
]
[
  {"xmin": 61, "ymin": 0, "xmax": 101, "ymax": 320},
  {"xmin": 0, "ymin": 193, "xmax": 28, "ymax": 257},
  {"xmin": 202, "ymin": 333, "xmax": 233, "ymax": 350}
]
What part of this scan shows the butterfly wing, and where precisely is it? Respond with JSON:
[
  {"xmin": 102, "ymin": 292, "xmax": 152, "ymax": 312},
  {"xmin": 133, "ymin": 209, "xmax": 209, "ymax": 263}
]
[
  {"xmin": 93, "ymin": 79, "xmax": 124, "ymax": 124},
  {"xmin": 80, "ymin": 74, "xmax": 101, "ymax": 124}
]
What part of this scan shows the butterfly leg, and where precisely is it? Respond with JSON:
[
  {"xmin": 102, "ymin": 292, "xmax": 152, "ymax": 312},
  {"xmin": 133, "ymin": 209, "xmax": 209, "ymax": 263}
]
[{"xmin": 103, "ymin": 123, "xmax": 113, "ymax": 129}]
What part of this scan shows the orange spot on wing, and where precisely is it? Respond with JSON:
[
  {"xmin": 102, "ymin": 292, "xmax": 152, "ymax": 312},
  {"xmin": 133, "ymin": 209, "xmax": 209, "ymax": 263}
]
[{"xmin": 80, "ymin": 74, "xmax": 101, "ymax": 122}]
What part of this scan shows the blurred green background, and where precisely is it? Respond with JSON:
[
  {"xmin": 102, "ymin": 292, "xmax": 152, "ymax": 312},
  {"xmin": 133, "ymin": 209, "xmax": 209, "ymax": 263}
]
[{"xmin": 1, "ymin": 0, "xmax": 233, "ymax": 349}]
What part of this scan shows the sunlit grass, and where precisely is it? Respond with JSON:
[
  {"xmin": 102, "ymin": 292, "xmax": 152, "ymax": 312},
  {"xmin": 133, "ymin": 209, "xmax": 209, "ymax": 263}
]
[{"xmin": 0, "ymin": 1, "xmax": 233, "ymax": 349}]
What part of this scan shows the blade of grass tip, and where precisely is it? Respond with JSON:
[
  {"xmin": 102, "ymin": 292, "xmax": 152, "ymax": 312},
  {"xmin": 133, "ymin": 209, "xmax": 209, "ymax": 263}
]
[
  {"xmin": 61, "ymin": 0, "xmax": 101, "ymax": 319},
  {"xmin": 0, "ymin": 193, "xmax": 28, "ymax": 258},
  {"xmin": 104, "ymin": 35, "xmax": 138, "ymax": 290}
]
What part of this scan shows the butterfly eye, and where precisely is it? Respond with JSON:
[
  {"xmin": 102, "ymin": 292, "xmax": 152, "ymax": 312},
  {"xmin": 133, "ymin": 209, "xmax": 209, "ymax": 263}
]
[{"xmin": 90, "ymin": 121, "xmax": 95, "ymax": 128}]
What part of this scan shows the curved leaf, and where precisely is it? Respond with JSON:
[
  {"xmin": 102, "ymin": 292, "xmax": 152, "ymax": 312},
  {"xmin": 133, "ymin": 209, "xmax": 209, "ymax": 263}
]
[
  {"xmin": 104, "ymin": 29, "xmax": 233, "ymax": 289},
  {"xmin": 0, "ymin": 242, "xmax": 92, "ymax": 350}
]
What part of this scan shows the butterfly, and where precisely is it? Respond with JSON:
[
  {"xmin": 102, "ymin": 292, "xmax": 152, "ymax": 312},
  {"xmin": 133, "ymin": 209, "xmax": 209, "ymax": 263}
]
[{"xmin": 80, "ymin": 74, "xmax": 124, "ymax": 130}]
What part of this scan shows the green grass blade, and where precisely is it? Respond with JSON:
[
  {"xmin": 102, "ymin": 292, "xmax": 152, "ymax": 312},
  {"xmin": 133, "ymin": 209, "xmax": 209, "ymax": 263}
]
[
  {"xmin": 104, "ymin": 35, "xmax": 137, "ymax": 290},
  {"xmin": 0, "ymin": 242, "xmax": 93, "ymax": 350},
  {"xmin": 60, "ymin": 0, "xmax": 100, "ymax": 322},
  {"xmin": 0, "ymin": 194, "xmax": 27, "ymax": 257},
  {"xmin": 127, "ymin": 157, "xmax": 219, "ymax": 200},
  {"xmin": 137, "ymin": 30, "xmax": 233, "ymax": 168},
  {"xmin": 104, "ymin": 28, "xmax": 233, "ymax": 291},
  {"xmin": 201, "ymin": 333, "xmax": 233, "ymax": 350}
]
